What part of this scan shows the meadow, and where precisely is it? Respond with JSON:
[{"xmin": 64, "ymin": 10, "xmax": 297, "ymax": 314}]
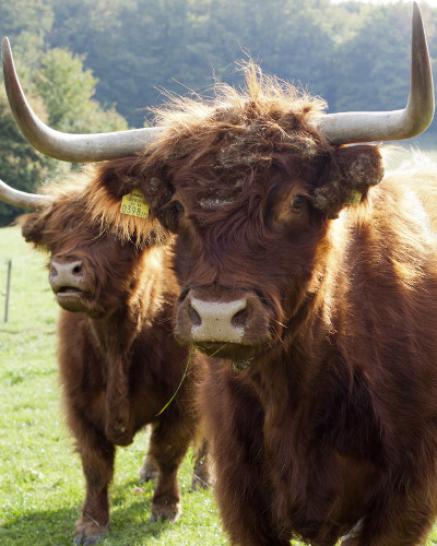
[{"xmin": 1, "ymin": 211, "xmax": 437, "ymax": 545}]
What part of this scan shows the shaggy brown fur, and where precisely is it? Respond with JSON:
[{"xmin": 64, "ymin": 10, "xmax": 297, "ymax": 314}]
[
  {"xmin": 20, "ymin": 169, "xmax": 209, "ymax": 545},
  {"xmin": 94, "ymin": 66, "xmax": 437, "ymax": 546}
]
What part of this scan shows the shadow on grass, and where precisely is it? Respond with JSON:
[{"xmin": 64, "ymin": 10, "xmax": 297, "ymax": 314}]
[{"xmin": 0, "ymin": 480, "xmax": 170, "ymax": 546}]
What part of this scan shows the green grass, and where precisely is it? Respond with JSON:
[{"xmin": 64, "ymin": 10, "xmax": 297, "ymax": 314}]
[{"xmin": 1, "ymin": 224, "xmax": 437, "ymax": 546}]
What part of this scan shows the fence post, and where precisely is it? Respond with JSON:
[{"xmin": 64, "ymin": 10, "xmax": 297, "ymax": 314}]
[{"xmin": 4, "ymin": 259, "xmax": 11, "ymax": 323}]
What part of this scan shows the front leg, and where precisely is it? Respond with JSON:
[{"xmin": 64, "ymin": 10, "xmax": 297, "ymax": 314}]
[
  {"xmin": 341, "ymin": 486, "xmax": 436, "ymax": 546},
  {"xmin": 70, "ymin": 414, "xmax": 115, "ymax": 545},
  {"xmin": 148, "ymin": 416, "xmax": 194, "ymax": 522},
  {"xmin": 191, "ymin": 438, "xmax": 211, "ymax": 490},
  {"xmin": 200, "ymin": 371, "xmax": 290, "ymax": 546},
  {"xmin": 139, "ymin": 427, "xmax": 158, "ymax": 483}
]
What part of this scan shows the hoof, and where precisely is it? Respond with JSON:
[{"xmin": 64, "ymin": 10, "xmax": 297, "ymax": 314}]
[
  {"xmin": 191, "ymin": 473, "xmax": 210, "ymax": 490},
  {"xmin": 73, "ymin": 532, "xmax": 106, "ymax": 545},
  {"xmin": 150, "ymin": 502, "xmax": 181, "ymax": 523},
  {"xmin": 341, "ymin": 539, "xmax": 359, "ymax": 546},
  {"xmin": 74, "ymin": 520, "xmax": 107, "ymax": 545},
  {"xmin": 139, "ymin": 462, "xmax": 158, "ymax": 483}
]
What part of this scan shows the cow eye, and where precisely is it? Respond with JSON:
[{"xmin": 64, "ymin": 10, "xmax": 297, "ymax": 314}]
[
  {"xmin": 173, "ymin": 201, "xmax": 184, "ymax": 214},
  {"xmin": 160, "ymin": 200, "xmax": 184, "ymax": 232},
  {"xmin": 291, "ymin": 195, "xmax": 307, "ymax": 212}
]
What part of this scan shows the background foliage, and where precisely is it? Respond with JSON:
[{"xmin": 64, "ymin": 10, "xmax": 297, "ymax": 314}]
[{"xmin": 0, "ymin": 0, "xmax": 436, "ymax": 226}]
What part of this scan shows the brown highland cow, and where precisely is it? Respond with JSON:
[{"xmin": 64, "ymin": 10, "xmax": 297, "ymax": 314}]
[
  {"xmin": 1, "ymin": 3, "xmax": 436, "ymax": 545},
  {"xmin": 0, "ymin": 169, "xmax": 209, "ymax": 545}
]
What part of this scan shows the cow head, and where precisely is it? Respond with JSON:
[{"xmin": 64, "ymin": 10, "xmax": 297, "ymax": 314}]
[
  {"xmin": 125, "ymin": 73, "xmax": 384, "ymax": 362},
  {"xmin": 2, "ymin": 158, "xmax": 166, "ymax": 318}
]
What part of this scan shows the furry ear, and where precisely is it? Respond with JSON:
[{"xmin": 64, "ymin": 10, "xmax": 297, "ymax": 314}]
[
  {"xmin": 312, "ymin": 145, "xmax": 384, "ymax": 219},
  {"xmin": 87, "ymin": 157, "xmax": 173, "ymax": 246},
  {"xmin": 19, "ymin": 212, "xmax": 47, "ymax": 245},
  {"xmin": 97, "ymin": 156, "xmax": 173, "ymax": 211},
  {"xmin": 95, "ymin": 156, "xmax": 142, "ymax": 200}
]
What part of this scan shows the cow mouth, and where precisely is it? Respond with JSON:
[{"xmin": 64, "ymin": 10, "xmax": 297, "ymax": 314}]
[
  {"xmin": 56, "ymin": 286, "xmax": 82, "ymax": 296},
  {"xmin": 54, "ymin": 286, "xmax": 90, "ymax": 311},
  {"xmin": 194, "ymin": 341, "xmax": 259, "ymax": 363}
]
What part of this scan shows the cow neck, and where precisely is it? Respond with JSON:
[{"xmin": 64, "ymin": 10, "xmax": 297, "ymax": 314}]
[
  {"xmin": 89, "ymin": 245, "xmax": 168, "ymax": 446},
  {"xmin": 237, "ymin": 266, "xmax": 340, "ymax": 536},
  {"xmin": 249, "ymin": 241, "xmax": 336, "ymax": 424},
  {"xmin": 246, "ymin": 222, "xmax": 349, "ymax": 494}
]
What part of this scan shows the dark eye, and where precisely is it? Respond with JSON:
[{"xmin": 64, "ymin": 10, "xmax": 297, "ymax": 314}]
[
  {"xmin": 160, "ymin": 200, "xmax": 184, "ymax": 232},
  {"xmin": 173, "ymin": 201, "xmax": 184, "ymax": 214},
  {"xmin": 291, "ymin": 195, "xmax": 307, "ymax": 212}
]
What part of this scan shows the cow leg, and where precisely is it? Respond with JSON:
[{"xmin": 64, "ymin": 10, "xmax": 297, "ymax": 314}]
[
  {"xmin": 139, "ymin": 450, "xmax": 158, "ymax": 483},
  {"xmin": 139, "ymin": 428, "xmax": 158, "ymax": 483},
  {"xmin": 148, "ymin": 418, "xmax": 193, "ymax": 522},
  {"xmin": 191, "ymin": 438, "xmax": 211, "ymax": 490},
  {"xmin": 71, "ymin": 419, "xmax": 115, "ymax": 545},
  {"xmin": 201, "ymin": 381, "xmax": 289, "ymax": 546},
  {"xmin": 343, "ymin": 492, "xmax": 435, "ymax": 546},
  {"xmin": 212, "ymin": 444, "xmax": 290, "ymax": 546}
]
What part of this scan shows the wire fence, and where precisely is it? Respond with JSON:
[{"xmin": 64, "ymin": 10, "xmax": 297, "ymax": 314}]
[{"xmin": 2, "ymin": 259, "xmax": 12, "ymax": 322}]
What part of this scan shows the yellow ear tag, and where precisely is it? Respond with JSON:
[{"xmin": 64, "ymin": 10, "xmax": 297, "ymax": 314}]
[
  {"xmin": 347, "ymin": 190, "xmax": 362, "ymax": 206},
  {"xmin": 120, "ymin": 189, "xmax": 149, "ymax": 219}
]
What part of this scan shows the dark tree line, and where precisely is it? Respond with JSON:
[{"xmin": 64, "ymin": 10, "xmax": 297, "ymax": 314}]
[{"xmin": 0, "ymin": 0, "xmax": 436, "ymax": 224}]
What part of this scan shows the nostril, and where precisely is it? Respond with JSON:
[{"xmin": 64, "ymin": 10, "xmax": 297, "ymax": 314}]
[
  {"xmin": 72, "ymin": 263, "xmax": 83, "ymax": 276},
  {"xmin": 188, "ymin": 304, "xmax": 202, "ymax": 327},
  {"xmin": 232, "ymin": 308, "xmax": 248, "ymax": 328},
  {"xmin": 49, "ymin": 264, "xmax": 58, "ymax": 277}
]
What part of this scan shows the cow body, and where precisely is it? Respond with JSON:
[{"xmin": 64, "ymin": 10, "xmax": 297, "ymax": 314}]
[
  {"xmin": 196, "ymin": 172, "xmax": 437, "ymax": 546},
  {"xmin": 20, "ymin": 171, "xmax": 208, "ymax": 544},
  {"xmin": 104, "ymin": 70, "xmax": 437, "ymax": 545}
]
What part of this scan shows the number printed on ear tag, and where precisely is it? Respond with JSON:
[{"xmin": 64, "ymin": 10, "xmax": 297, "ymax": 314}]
[{"xmin": 120, "ymin": 189, "xmax": 149, "ymax": 219}]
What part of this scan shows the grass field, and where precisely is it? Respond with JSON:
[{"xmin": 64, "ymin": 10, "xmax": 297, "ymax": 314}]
[{"xmin": 1, "ymin": 220, "xmax": 437, "ymax": 546}]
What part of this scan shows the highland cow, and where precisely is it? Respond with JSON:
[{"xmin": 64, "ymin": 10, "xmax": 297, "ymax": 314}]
[
  {"xmin": 2, "ymin": 3, "xmax": 437, "ymax": 545},
  {"xmin": 0, "ymin": 169, "xmax": 209, "ymax": 546}
]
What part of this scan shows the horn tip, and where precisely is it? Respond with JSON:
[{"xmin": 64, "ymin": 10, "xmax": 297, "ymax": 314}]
[
  {"xmin": 2, "ymin": 36, "xmax": 11, "ymax": 52},
  {"xmin": 412, "ymin": 2, "xmax": 422, "ymax": 23}
]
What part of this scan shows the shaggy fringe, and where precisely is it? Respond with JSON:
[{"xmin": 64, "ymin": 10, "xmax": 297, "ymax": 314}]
[
  {"xmin": 38, "ymin": 168, "xmax": 161, "ymax": 247},
  {"xmin": 142, "ymin": 62, "xmax": 328, "ymax": 164},
  {"xmin": 152, "ymin": 62, "xmax": 326, "ymax": 128}
]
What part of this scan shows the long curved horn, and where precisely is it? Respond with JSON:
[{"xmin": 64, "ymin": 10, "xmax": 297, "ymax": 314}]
[
  {"xmin": 317, "ymin": 2, "xmax": 434, "ymax": 144},
  {"xmin": 2, "ymin": 37, "xmax": 163, "ymax": 162},
  {"xmin": 0, "ymin": 179, "xmax": 52, "ymax": 209}
]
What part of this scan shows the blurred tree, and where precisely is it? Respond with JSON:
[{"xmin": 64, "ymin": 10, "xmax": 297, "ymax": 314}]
[
  {"xmin": 333, "ymin": 4, "xmax": 411, "ymax": 113},
  {"xmin": 0, "ymin": 86, "xmax": 65, "ymax": 225},
  {"xmin": 35, "ymin": 48, "xmax": 127, "ymax": 132},
  {"xmin": 0, "ymin": 44, "xmax": 127, "ymax": 225}
]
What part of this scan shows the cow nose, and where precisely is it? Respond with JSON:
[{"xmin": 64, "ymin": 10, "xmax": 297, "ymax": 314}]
[
  {"xmin": 49, "ymin": 259, "xmax": 84, "ymax": 292},
  {"xmin": 188, "ymin": 296, "xmax": 248, "ymax": 343}
]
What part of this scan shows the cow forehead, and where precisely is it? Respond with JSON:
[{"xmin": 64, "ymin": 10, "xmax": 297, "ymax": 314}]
[
  {"xmin": 172, "ymin": 137, "xmax": 324, "ymax": 207},
  {"xmin": 178, "ymin": 167, "xmax": 311, "ymax": 213},
  {"xmin": 199, "ymin": 197, "xmax": 236, "ymax": 209}
]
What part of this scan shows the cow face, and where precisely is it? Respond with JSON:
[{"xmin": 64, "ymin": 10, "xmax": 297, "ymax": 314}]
[
  {"xmin": 140, "ymin": 127, "xmax": 383, "ymax": 363},
  {"xmin": 20, "ymin": 164, "xmax": 164, "ymax": 318}
]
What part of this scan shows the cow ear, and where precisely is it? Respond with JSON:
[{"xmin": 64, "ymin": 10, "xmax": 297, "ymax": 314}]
[
  {"xmin": 19, "ymin": 212, "xmax": 46, "ymax": 245},
  {"xmin": 96, "ymin": 156, "xmax": 142, "ymax": 200},
  {"xmin": 97, "ymin": 157, "xmax": 173, "ymax": 210},
  {"xmin": 312, "ymin": 145, "xmax": 384, "ymax": 219}
]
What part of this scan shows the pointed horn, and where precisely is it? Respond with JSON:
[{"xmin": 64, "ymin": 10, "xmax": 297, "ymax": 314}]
[
  {"xmin": 2, "ymin": 37, "xmax": 163, "ymax": 162},
  {"xmin": 0, "ymin": 179, "xmax": 52, "ymax": 209},
  {"xmin": 317, "ymin": 2, "xmax": 435, "ymax": 144}
]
